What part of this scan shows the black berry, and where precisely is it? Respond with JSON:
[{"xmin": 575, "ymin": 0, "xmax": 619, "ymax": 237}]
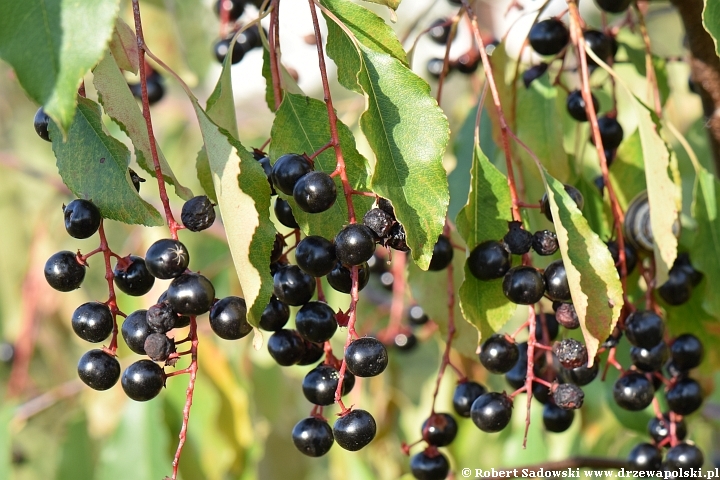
[
  {"xmin": 295, "ymin": 301, "xmax": 337, "ymax": 343},
  {"xmin": 607, "ymin": 240, "xmax": 638, "ymax": 275},
  {"xmin": 146, "ymin": 303, "xmax": 177, "ymax": 333},
  {"xmin": 295, "ymin": 236, "xmax": 336, "ymax": 277},
  {"xmin": 502, "ymin": 266, "xmax": 546, "ymax": 305},
  {"xmin": 658, "ymin": 268, "xmax": 692, "ymax": 306},
  {"xmin": 273, "ymin": 265, "xmax": 316, "ymax": 306},
  {"xmin": 274, "ymin": 198, "xmax": 300, "ymax": 229},
  {"xmin": 335, "ymin": 224, "xmax": 376, "ymax": 266},
  {"xmin": 470, "ymin": 392, "xmax": 513, "ymax": 432},
  {"xmin": 393, "ymin": 332, "xmax": 417, "ymax": 351},
  {"xmin": 293, "ymin": 171, "xmax": 337, "ymax": 214},
  {"xmin": 670, "ymin": 334, "xmax": 703, "ymax": 371},
  {"xmin": 505, "ymin": 342, "xmax": 528, "ymax": 389},
  {"xmin": 541, "ymin": 185, "xmax": 584, "ymax": 222},
  {"xmin": 479, "ymin": 334, "xmax": 519, "ymax": 374},
  {"xmin": 385, "ymin": 222, "xmax": 410, "ymax": 252},
  {"xmin": 410, "ymin": 451, "xmax": 449, "ymax": 480},
  {"xmin": 597, "ymin": 116, "xmax": 624, "ymax": 150},
  {"xmin": 613, "ymin": 372, "xmax": 655, "ymax": 411},
  {"xmin": 333, "ymin": 409, "xmax": 376, "ymax": 451},
  {"xmin": 562, "ymin": 361, "xmax": 599, "ymax": 386},
  {"xmin": 523, "ymin": 63, "xmax": 548, "ymax": 88},
  {"xmin": 144, "ymin": 333, "xmax": 174, "ymax": 362},
  {"xmin": 254, "ymin": 152, "xmax": 276, "ymax": 195},
  {"xmin": 666, "ymin": 378, "xmax": 703, "ymax": 415},
  {"xmin": 165, "ymin": 273, "xmax": 216, "ymax": 315},
  {"xmin": 77, "ymin": 349, "xmax": 121, "ymax": 391},
  {"xmin": 428, "ymin": 18, "xmax": 451, "ymax": 45},
  {"xmin": 181, "ymin": 196, "xmax": 216, "ymax": 232},
  {"xmin": 44, "ymin": 251, "xmax": 86, "ymax": 292},
  {"xmin": 595, "ymin": 0, "xmax": 632, "ymax": 13},
  {"xmin": 630, "ymin": 342, "xmax": 669, "ymax": 372},
  {"xmin": 34, "ymin": 107, "xmax": 51, "ymax": 141},
  {"xmin": 648, "ymin": 414, "xmax": 687, "ymax": 444},
  {"xmin": 345, "ymin": 337, "xmax": 388, "ymax": 377},
  {"xmin": 409, "ymin": 305, "xmax": 429, "ymax": 326},
  {"xmin": 531, "ymin": 230, "xmax": 559, "ymax": 256},
  {"xmin": 584, "ymin": 30, "xmax": 614, "ymax": 66},
  {"xmin": 552, "ymin": 383, "xmax": 585, "ymax": 410},
  {"xmin": 129, "ymin": 72, "xmax": 165, "ymax": 104},
  {"xmin": 628, "ymin": 443, "xmax": 662, "ymax": 470},
  {"xmin": 302, "ymin": 364, "xmax": 354, "ymax": 406},
  {"xmin": 503, "ymin": 221, "xmax": 533, "ymax": 255},
  {"xmin": 467, "ymin": 240, "xmax": 511, "ymax": 280},
  {"xmin": 326, "ymin": 261, "xmax": 370, "ymax": 294},
  {"xmin": 624, "ymin": 311, "xmax": 664, "ymax": 349},
  {"xmin": 544, "ymin": 260, "xmax": 571, "ymax": 302},
  {"xmin": 145, "ymin": 239, "xmax": 190, "ymax": 279},
  {"xmin": 214, "ymin": 37, "xmax": 245, "ymax": 64},
  {"xmin": 209, "ymin": 296, "xmax": 252, "ymax": 340},
  {"xmin": 664, "ymin": 443, "xmax": 704, "ymax": 470},
  {"xmin": 292, "ymin": 417, "xmax": 334, "ymax": 457},
  {"xmin": 428, "ymin": 235, "xmax": 454, "ymax": 271},
  {"xmin": 297, "ymin": 340, "xmax": 324, "ymax": 366},
  {"xmin": 113, "ymin": 256, "xmax": 155, "ymax": 296},
  {"xmin": 553, "ymin": 338, "xmax": 588, "ymax": 369},
  {"xmin": 426, "ymin": 58, "xmax": 447, "ymax": 79},
  {"xmin": 215, "ymin": 0, "xmax": 246, "ymax": 21},
  {"xmin": 157, "ymin": 291, "xmax": 191, "ymax": 328},
  {"xmin": 535, "ymin": 314, "xmax": 559, "ymax": 341},
  {"xmin": 566, "ymin": 90, "xmax": 599, "ymax": 122},
  {"xmin": 555, "ymin": 302, "xmax": 580, "ymax": 329},
  {"xmin": 121, "ymin": 310, "xmax": 151, "ymax": 355},
  {"xmin": 543, "ymin": 402, "xmax": 575, "ymax": 433},
  {"xmin": 121, "ymin": 359, "xmax": 165, "ymax": 401},
  {"xmin": 528, "ymin": 19, "xmax": 570, "ymax": 56},
  {"xmin": 455, "ymin": 53, "xmax": 480, "ymax": 74},
  {"xmin": 72, "ymin": 302, "xmax": 113, "ymax": 343},
  {"xmin": 271, "ymin": 153, "xmax": 313, "ymax": 195},
  {"xmin": 673, "ymin": 253, "xmax": 703, "ymax": 287},
  {"xmin": 63, "ymin": 199, "xmax": 101, "ymax": 239},
  {"xmin": 453, "ymin": 381, "xmax": 487, "ymax": 418},
  {"xmin": 363, "ymin": 208, "xmax": 395, "ymax": 239},
  {"xmin": 259, "ymin": 296, "xmax": 290, "ymax": 331},
  {"xmin": 267, "ymin": 329, "xmax": 305, "ymax": 366},
  {"xmin": 422, "ymin": 413, "xmax": 457, "ymax": 446}
]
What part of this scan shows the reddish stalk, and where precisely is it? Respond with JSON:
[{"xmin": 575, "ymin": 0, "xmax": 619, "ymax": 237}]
[
  {"xmin": 377, "ymin": 251, "xmax": 407, "ymax": 342},
  {"xmin": 522, "ymin": 306, "xmax": 537, "ymax": 447},
  {"xmin": 268, "ymin": 0, "xmax": 282, "ymax": 111},
  {"xmin": 131, "ymin": 0, "xmax": 181, "ymax": 240},
  {"xmin": 171, "ymin": 316, "xmax": 199, "ymax": 480},
  {"xmin": 308, "ymin": 141, "xmax": 334, "ymax": 160},
  {"xmin": 334, "ymin": 266, "xmax": 361, "ymax": 413},
  {"xmin": 96, "ymin": 221, "xmax": 121, "ymax": 354},
  {"xmin": 633, "ymin": 4, "xmax": 662, "ymax": 116}
]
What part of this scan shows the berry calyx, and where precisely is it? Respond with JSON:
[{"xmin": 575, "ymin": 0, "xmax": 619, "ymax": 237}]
[
  {"xmin": 467, "ymin": 240, "xmax": 511, "ymax": 281},
  {"xmin": 113, "ymin": 255, "xmax": 155, "ymax": 296},
  {"xmin": 274, "ymin": 198, "xmax": 300, "ymax": 229},
  {"xmin": 44, "ymin": 251, "xmax": 86, "ymax": 292},
  {"xmin": 71, "ymin": 302, "xmax": 113, "ymax": 343},
  {"xmin": 121, "ymin": 309, "xmax": 151, "ymax": 355},
  {"xmin": 295, "ymin": 301, "xmax": 337, "ymax": 343},
  {"xmin": 528, "ymin": 19, "xmax": 570, "ymax": 56},
  {"xmin": 335, "ymin": 224, "xmax": 376, "ymax": 266},
  {"xmin": 670, "ymin": 334, "xmax": 704, "ymax": 371},
  {"xmin": 333, "ymin": 409, "xmax": 376, "ymax": 451},
  {"xmin": 470, "ymin": 392, "xmax": 513, "ymax": 432},
  {"xmin": 566, "ymin": 90, "xmax": 600, "ymax": 122},
  {"xmin": 77, "ymin": 349, "xmax": 121, "ymax": 391},
  {"xmin": 302, "ymin": 364, "xmax": 355, "ymax": 406},
  {"xmin": 295, "ymin": 236, "xmax": 336, "ymax": 277},
  {"xmin": 259, "ymin": 296, "xmax": 290, "ymax": 331},
  {"xmin": 292, "ymin": 417, "xmax": 334, "ymax": 457},
  {"xmin": 326, "ymin": 261, "xmax": 370, "ymax": 294},
  {"xmin": 544, "ymin": 260, "xmax": 571, "ymax": 302},
  {"xmin": 345, "ymin": 337, "xmax": 388, "ymax": 377},
  {"xmin": 421, "ymin": 413, "xmax": 458, "ymax": 446},
  {"xmin": 181, "ymin": 195, "xmax": 216, "ymax": 232},
  {"xmin": 293, "ymin": 171, "xmax": 337, "ymax": 214},
  {"xmin": 502, "ymin": 266, "xmax": 546, "ymax": 305},
  {"xmin": 121, "ymin": 359, "xmax": 165, "ymax": 401},
  {"xmin": 267, "ymin": 329, "xmax": 306, "ymax": 366},
  {"xmin": 428, "ymin": 235, "xmax": 454, "ymax": 271},
  {"xmin": 628, "ymin": 443, "xmax": 662, "ymax": 470},
  {"xmin": 34, "ymin": 107, "xmax": 51, "ymax": 141},
  {"xmin": 543, "ymin": 402, "xmax": 575, "ymax": 433},
  {"xmin": 479, "ymin": 334, "xmax": 519, "ymax": 374},
  {"xmin": 503, "ymin": 221, "xmax": 533, "ymax": 255},
  {"xmin": 613, "ymin": 372, "xmax": 655, "ymax": 411},
  {"xmin": 165, "ymin": 273, "xmax": 216, "ymax": 315},
  {"xmin": 410, "ymin": 451, "xmax": 450, "ymax": 480},
  {"xmin": 209, "ymin": 296, "xmax": 252, "ymax": 340},
  {"xmin": 273, "ymin": 265, "xmax": 316, "ymax": 306},
  {"xmin": 666, "ymin": 377, "xmax": 703, "ymax": 415},
  {"xmin": 63, "ymin": 199, "xmax": 102, "ymax": 239},
  {"xmin": 271, "ymin": 153, "xmax": 313, "ymax": 195},
  {"xmin": 144, "ymin": 239, "xmax": 190, "ymax": 279},
  {"xmin": 624, "ymin": 310, "xmax": 665, "ymax": 349},
  {"xmin": 453, "ymin": 381, "xmax": 487, "ymax": 417}
]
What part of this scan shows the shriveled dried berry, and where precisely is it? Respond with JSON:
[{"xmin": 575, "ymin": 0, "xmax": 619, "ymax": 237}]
[
  {"xmin": 553, "ymin": 338, "xmax": 588, "ymax": 369},
  {"xmin": 146, "ymin": 303, "xmax": 177, "ymax": 333},
  {"xmin": 385, "ymin": 222, "xmax": 409, "ymax": 252},
  {"xmin": 363, "ymin": 208, "xmax": 394, "ymax": 239},
  {"xmin": 555, "ymin": 303, "xmax": 580, "ymax": 329},
  {"xmin": 552, "ymin": 383, "xmax": 585, "ymax": 410},
  {"xmin": 181, "ymin": 195, "xmax": 216, "ymax": 232},
  {"xmin": 503, "ymin": 221, "xmax": 533, "ymax": 255},
  {"xmin": 532, "ymin": 230, "xmax": 559, "ymax": 256},
  {"xmin": 144, "ymin": 333, "xmax": 175, "ymax": 362}
]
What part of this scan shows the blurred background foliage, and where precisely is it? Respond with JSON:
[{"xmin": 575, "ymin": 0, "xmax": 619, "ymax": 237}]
[{"xmin": 0, "ymin": 0, "xmax": 719, "ymax": 479}]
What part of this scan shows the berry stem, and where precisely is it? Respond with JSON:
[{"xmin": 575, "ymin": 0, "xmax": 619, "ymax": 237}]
[
  {"xmin": 308, "ymin": 141, "xmax": 334, "ymax": 161},
  {"xmin": 633, "ymin": 3, "xmax": 663, "ymax": 116},
  {"xmin": 333, "ymin": 265, "xmax": 360, "ymax": 414},
  {"xmin": 131, "ymin": 0, "xmax": 181, "ymax": 240},
  {"xmin": 435, "ymin": 14, "xmax": 461, "ymax": 107},
  {"xmin": 523, "ymin": 306, "xmax": 537, "ymax": 448},
  {"xmin": 268, "ymin": 0, "xmax": 283, "ymax": 111},
  {"xmin": 171, "ymin": 316, "xmax": 199, "ymax": 480},
  {"xmin": 97, "ymin": 221, "xmax": 121, "ymax": 355}
]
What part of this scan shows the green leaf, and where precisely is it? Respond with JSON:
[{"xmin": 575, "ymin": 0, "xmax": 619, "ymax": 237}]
[
  {"xmin": 49, "ymin": 97, "xmax": 163, "ymax": 226},
  {"xmin": 609, "ymin": 130, "xmax": 646, "ymax": 211},
  {"xmin": 703, "ymin": 0, "xmax": 720, "ymax": 57},
  {"xmin": 108, "ymin": 18, "xmax": 138, "ymax": 74},
  {"xmin": 92, "ymin": 54, "xmax": 194, "ymax": 201},
  {"xmin": 0, "ymin": 0, "xmax": 121, "ymax": 133},
  {"xmin": 455, "ymin": 146, "xmax": 515, "ymax": 341},
  {"xmin": 574, "ymin": 175, "xmax": 611, "ymax": 240},
  {"xmin": 57, "ymin": 414, "xmax": 95, "ymax": 480},
  {"xmin": 96, "ymin": 400, "xmax": 170, "ymax": 480},
  {"xmin": 196, "ymin": 147, "xmax": 217, "ymax": 203},
  {"xmin": 360, "ymin": 0, "xmax": 401, "ymax": 11},
  {"xmin": 269, "ymin": 93, "xmax": 372, "ymax": 239},
  {"xmin": 191, "ymin": 61, "xmax": 275, "ymax": 327},
  {"xmin": 544, "ymin": 171, "xmax": 623, "ymax": 363},
  {"xmin": 516, "ymin": 75, "xmax": 569, "ymax": 183},
  {"xmin": 691, "ymin": 169, "xmax": 720, "ymax": 318}
]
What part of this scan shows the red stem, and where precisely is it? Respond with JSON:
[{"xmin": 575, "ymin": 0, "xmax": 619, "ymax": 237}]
[
  {"xmin": 171, "ymin": 316, "xmax": 199, "ymax": 480},
  {"xmin": 97, "ymin": 221, "xmax": 121, "ymax": 354},
  {"xmin": 269, "ymin": 0, "xmax": 282, "ymax": 111}
]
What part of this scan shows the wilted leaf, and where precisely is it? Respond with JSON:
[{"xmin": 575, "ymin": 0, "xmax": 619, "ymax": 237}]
[{"xmin": 109, "ymin": 18, "xmax": 138, "ymax": 74}]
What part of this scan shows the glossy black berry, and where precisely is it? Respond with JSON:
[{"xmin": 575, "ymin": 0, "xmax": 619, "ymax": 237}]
[
  {"xmin": 467, "ymin": 240, "xmax": 511, "ymax": 281},
  {"xmin": 326, "ymin": 261, "xmax": 370, "ymax": 294},
  {"xmin": 607, "ymin": 240, "xmax": 638, "ymax": 275},
  {"xmin": 470, "ymin": 392, "xmax": 513, "ymax": 432},
  {"xmin": 630, "ymin": 342, "xmax": 669, "ymax": 372},
  {"xmin": 293, "ymin": 172, "xmax": 337, "ymax": 214},
  {"xmin": 393, "ymin": 332, "xmax": 417, "ymax": 351},
  {"xmin": 409, "ymin": 305, "xmax": 429, "ymax": 326},
  {"xmin": 215, "ymin": 0, "xmax": 246, "ymax": 21},
  {"xmin": 665, "ymin": 443, "xmax": 704, "ymax": 470},
  {"xmin": 113, "ymin": 256, "xmax": 155, "ymax": 296},
  {"xmin": 543, "ymin": 402, "xmax": 575, "ymax": 432},
  {"xmin": 553, "ymin": 339, "xmax": 588, "ymax": 369},
  {"xmin": 505, "ymin": 343, "xmax": 528, "ymax": 389},
  {"xmin": 528, "ymin": 19, "xmax": 570, "ymax": 56},
  {"xmin": 296, "ymin": 301, "xmax": 337, "ymax": 343},
  {"xmin": 296, "ymin": 236, "xmax": 336, "ymax": 277},
  {"xmin": 544, "ymin": 260, "xmax": 571, "ymax": 302},
  {"xmin": 554, "ymin": 302, "xmax": 579, "ymax": 329},
  {"xmin": 535, "ymin": 314, "xmax": 559, "ymax": 341},
  {"xmin": 479, "ymin": 334, "xmax": 519, "ymax": 374},
  {"xmin": 44, "ymin": 251, "xmax": 86, "ymax": 292},
  {"xmin": 166, "ymin": 273, "xmax": 215, "ymax": 315},
  {"xmin": 297, "ymin": 340, "xmax": 324, "ymax": 366},
  {"xmin": 302, "ymin": 365, "xmax": 354, "ymax": 406},
  {"xmin": 597, "ymin": 116, "xmax": 624, "ymax": 150},
  {"xmin": 452, "ymin": 381, "xmax": 487, "ymax": 418},
  {"xmin": 267, "ymin": 329, "xmax": 305, "ymax": 366},
  {"xmin": 502, "ymin": 266, "xmax": 546, "ymax": 305},
  {"xmin": 422, "ymin": 413, "xmax": 457, "ymax": 447},
  {"xmin": 648, "ymin": 414, "xmax": 687, "ymax": 444},
  {"xmin": 254, "ymin": 153, "xmax": 276, "ymax": 195},
  {"xmin": 628, "ymin": 443, "xmax": 662, "ymax": 470},
  {"xmin": 666, "ymin": 378, "xmax": 703, "ymax": 415},
  {"xmin": 670, "ymin": 334, "xmax": 703, "ymax": 371},
  {"xmin": 335, "ymin": 224, "xmax": 376, "ymax": 266},
  {"xmin": 273, "ymin": 265, "xmax": 315, "ymax": 306},
  {"xmin": 129, "ymin": 72, "xmax": 165, "ymax": 105},
  {"xmin": 523, "ymin": 63, "xmax": 548, "ymax": 88},
  {"xmin": 658, "ymin": 268, "xmax": 692, "ymax": 306},
  {"xmin": 533, "ymin": 383, "xmax": 551, "ymax": 405},
  {"xmin": 209, "ymin": 296, "xmax": 252, "ymax": 340},
  {"xmin": 72, "ymin": 302, "xmax": 113, "ymax": 343},
  {"xmin": 531, "ymin": 230, "xmax": 559, "ymax": 256},
  {"xmin": 385, "ymin": 222, "xmax": 410, "ymax": 252},
  {"xmin": 595, "ymin": 0, "xmax": 632, "ymax": 13},
  {"xmin": 503, "ymin": 221, "xmax": 533, "ymax": 255},
  {"xmin": 345, "ymin": 337, "xmax": 388, "ymax": 377},
  {"xmin": 613, "ymin": 372, "xmax": 655, "ymax": 411},
  {"xmin": 552, "ymin": 383, "xmax": 585, "ymax": 410},
  {"xmin": 77, "ymin": 349, "xmax": 121, "ymax": 391},
  {"xmin": 271, "ymin": 153, "xmax": 313, "ymax": 195},
  {"xmin": 562, "ymin": 361, "xmax": 599, "ymax": 386},
  {"xmin": 63, "ymin": 199, "xmax": 101, "ymax": 239},
  {"xmin": 121, "ymin": 360, "xmax": 165, "ymax": 401},
  {"xmin": 259, "ymin": 296, "xmax": 290, "ymax": 331},
  {"xmin": 566, "ymin": 90, "xmax": 599, "ymax": 122},
  {"xmin": 426, "ymin": 58, "xmax": 447, "ymax": 79},
  {"xmin": 410, "ymin": 451, "xmax": 450, "ymax": 480},
  {"xmin": 428, "ymin": 235, "xmax": 454, "ymax": 271},
  {"xmin": 625, "ymin": 311, "xmax": 664, "ymax": 349},
  {"xmin": 146, "ymin": 303, "xmax": 177, "ymax": 333},
  {"xmin": 455, "ymin": 53, "xmax": 480, "ymax": 74},
  {"xmin": 428, "ymin": 18, "xmax": 451, "ymax": 45},
  {"xmin": 144, "ymin": 333, "xmax": 174, "ymax": 362},
  {"xmin": 121, "ymin": 310, "xmax": 151, "ymax": 355},
  {"xmin": 292, "ymin": 417, "xmax": 334, "ymax": 457},
  {"xmin": 541, "ymin": 185, "xmax": 584, "ymax": 222},
  {"xmin": 214, "ymin": 38, "xmax": 245, "ymax": 64},
  {"xmin": 145, "ymin": 239, "xmax": 190, "ymax": 279},
  {"xmin": 274, "ymin": 198, "xmax": 300, "ymax": 229},
  {"xmin": 181, "ymin": 196, "xmax": 216, "ymax": 232},
  {"xmin": 584, "ymin": 30, "xmax": 614, "ymax": 66},
  {"xmin": 34, "ymin": 107, "xmax": 51, "ymax": 141},
  {"xmin": 333, "ymin": 409, "xmax": 376, "ymax": 451},
  {"xmin": 673, "ymin": 253, "xmax": 703, "ymax": 287}
]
